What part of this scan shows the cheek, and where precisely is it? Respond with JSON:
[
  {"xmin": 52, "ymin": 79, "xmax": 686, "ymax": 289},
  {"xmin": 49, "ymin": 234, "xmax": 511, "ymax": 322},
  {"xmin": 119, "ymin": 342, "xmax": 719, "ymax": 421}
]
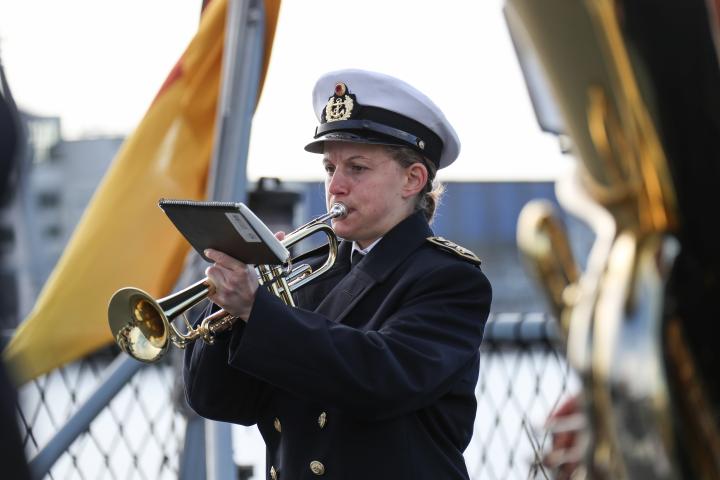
[
  {"xmin": 357, "ymin": 189, "xmax": 392, "ymax": 217},
  {"xmin": 366, "ymin": 177, "xmax": 401, "ymax": 202}
]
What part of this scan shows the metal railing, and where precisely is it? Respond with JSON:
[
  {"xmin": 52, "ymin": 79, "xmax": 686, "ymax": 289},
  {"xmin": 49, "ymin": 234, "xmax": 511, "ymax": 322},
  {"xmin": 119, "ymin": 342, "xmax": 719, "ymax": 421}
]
[{"xmin": 13, "ymin": 313, "xmax": 578, "ymax": 480}]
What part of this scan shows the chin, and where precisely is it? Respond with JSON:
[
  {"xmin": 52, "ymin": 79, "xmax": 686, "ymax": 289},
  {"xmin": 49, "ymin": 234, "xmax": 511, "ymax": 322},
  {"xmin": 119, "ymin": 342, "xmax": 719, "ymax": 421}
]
[
  {"xmin": 331, "ymin": 220, "xmax": 354, "ymax": 240},
  {"xmin": 332, "ymin": 225, "xmax": 353, "ymax": 240}
]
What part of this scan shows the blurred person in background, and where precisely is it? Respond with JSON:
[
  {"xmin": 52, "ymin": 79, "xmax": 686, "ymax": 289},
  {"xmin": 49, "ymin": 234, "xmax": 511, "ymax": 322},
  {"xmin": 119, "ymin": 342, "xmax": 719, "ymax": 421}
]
[{"xmin": 0, "ymin": 57, "xmax": 32, "ymax": 480}]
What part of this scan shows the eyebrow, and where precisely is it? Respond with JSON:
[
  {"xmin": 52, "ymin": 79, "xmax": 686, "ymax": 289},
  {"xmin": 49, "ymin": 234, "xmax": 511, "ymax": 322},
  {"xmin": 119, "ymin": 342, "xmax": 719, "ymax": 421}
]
[{"xmin": 323, "ymin": 154, "xmax": 369, "ymax": 164}]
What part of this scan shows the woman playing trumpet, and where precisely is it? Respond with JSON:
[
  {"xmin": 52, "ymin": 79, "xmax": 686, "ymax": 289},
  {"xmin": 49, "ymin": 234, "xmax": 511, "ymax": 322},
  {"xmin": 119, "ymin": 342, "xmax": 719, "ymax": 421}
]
[{"xmin": 184, "ymin": 69, "xmax": 492, "ymax": 480}]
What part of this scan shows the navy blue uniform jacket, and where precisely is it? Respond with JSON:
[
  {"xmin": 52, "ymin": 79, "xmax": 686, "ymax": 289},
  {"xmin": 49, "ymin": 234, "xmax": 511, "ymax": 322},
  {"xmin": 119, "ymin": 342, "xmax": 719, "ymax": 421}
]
[{"xmin": 184, "ymin": 212, "xmax": 492, "ymax": 479}]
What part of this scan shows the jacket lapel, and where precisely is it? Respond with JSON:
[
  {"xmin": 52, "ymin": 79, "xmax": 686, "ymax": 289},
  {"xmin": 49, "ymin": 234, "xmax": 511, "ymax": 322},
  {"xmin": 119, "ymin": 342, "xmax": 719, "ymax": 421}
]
[
  {"xmin": 314, "ymin": 212, "xmax": 432, "ymax": 323},
  {"xmin": 291, "ymin": 241, "xmax": 351, "ymax": 310}
]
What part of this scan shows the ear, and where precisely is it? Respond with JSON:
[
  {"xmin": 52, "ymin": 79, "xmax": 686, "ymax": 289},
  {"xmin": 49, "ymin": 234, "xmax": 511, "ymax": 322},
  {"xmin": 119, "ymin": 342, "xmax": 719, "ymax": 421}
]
[{"xmin": 401, "ymin": 162, "xmax": 429, "ymax": 199}]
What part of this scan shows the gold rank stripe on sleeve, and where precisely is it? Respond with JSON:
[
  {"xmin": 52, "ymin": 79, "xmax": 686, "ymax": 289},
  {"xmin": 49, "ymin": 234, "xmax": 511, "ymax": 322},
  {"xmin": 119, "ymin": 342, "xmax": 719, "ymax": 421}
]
[{"xmin": 426, "ymin": 236, "xmax": 482, "ymax": 266}]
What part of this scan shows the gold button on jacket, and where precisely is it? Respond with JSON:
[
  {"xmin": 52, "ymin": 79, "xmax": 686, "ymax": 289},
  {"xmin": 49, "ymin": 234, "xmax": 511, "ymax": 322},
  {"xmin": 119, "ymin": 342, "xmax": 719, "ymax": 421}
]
[{"xmin": 309, "ymin": 460, "xmax": 325, "ymax": 475}]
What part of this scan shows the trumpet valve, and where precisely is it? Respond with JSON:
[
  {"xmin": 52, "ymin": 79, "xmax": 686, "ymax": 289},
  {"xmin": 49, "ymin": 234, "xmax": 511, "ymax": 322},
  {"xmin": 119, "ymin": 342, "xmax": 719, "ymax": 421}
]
[{"xmin": 287, "ymin": 264, "xmax": 313, "ymax": 285}]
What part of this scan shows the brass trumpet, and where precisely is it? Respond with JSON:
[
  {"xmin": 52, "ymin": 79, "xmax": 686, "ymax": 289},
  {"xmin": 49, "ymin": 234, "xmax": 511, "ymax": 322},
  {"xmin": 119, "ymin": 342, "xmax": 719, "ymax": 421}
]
[{"xmin": 108, "ymin": 202, "xmax": 347, "ymax": 363}]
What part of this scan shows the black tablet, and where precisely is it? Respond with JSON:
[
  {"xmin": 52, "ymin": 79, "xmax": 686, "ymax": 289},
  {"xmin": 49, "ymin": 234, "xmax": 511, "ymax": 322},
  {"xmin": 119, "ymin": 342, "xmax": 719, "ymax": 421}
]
[{"xmin": 158, "ymin": 199, "xmax": 290, "ymax": 265}]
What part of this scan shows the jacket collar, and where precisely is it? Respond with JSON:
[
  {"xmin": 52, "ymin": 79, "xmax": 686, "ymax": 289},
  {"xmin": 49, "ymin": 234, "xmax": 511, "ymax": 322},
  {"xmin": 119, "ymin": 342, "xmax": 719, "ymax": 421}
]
[
  {"xmin": 314, "ymin": 211, "xmax": 432, "ymax": 322},
  {"xmin": 353, "ymin": 211, "xmax": 432, "ymax": 282}
]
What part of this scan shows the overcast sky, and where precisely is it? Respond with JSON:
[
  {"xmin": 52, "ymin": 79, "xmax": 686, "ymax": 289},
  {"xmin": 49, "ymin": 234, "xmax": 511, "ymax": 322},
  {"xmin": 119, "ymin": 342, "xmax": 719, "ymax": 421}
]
[{"xmin": 0, "ymin": 0, "xmax": 572, "ymax": 181}]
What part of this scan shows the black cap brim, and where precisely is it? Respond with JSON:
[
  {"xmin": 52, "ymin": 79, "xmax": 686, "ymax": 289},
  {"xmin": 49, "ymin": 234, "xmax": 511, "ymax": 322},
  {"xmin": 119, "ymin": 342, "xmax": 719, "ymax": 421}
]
[{"xmin": 304, "ymin": 131, "xmax": 407, "ymax": 154}]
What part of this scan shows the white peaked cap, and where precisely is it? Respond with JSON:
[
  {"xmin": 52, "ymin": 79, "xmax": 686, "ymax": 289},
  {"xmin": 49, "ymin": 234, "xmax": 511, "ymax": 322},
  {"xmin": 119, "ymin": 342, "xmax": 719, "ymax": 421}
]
[{"xmin": 304, "ymin": 69, "xmax": 461, "ymax": 169}]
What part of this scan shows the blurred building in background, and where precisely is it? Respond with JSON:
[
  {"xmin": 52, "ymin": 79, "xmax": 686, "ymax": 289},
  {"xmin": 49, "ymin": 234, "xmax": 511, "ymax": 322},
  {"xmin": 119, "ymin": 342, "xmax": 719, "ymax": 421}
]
[{"xmin": 0, "ymin": 111, "xmax": 122, "ymax": 330}]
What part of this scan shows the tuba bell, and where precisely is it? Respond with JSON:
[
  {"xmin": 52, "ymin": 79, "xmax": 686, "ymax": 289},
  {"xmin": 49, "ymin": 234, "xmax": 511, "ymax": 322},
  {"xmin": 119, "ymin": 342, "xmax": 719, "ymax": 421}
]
[{"xmin": 108, "ymin": 202, "xmax": 347, "ymax": 363}]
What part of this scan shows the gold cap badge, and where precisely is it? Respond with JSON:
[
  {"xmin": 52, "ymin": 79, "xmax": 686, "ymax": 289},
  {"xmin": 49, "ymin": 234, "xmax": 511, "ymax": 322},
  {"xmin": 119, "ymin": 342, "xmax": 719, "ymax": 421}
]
[{"xmin": 324, "ymin": 82, "xmax": 354, "ymax": 122}]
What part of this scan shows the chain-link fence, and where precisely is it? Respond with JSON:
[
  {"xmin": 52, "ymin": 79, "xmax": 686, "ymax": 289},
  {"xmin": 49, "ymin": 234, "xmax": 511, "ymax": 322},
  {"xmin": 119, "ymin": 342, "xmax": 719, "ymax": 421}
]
[
  {"xmin": 17, "ymin": 348, "xmax": 186, "ymax": 479},
  {"xmin": 470, "ymin": 313, "xmax": 579, "ymax": 479},
  {"xmin": 14, "ymin": 313, "xmax": 578, "ymax": 479}
]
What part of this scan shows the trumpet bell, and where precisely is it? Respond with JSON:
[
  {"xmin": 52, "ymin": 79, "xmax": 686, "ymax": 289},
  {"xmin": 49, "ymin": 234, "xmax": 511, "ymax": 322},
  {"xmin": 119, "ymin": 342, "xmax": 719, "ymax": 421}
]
[{"xmin": 108, "ymin": 287, "xmax": 169, "ymax": 362}]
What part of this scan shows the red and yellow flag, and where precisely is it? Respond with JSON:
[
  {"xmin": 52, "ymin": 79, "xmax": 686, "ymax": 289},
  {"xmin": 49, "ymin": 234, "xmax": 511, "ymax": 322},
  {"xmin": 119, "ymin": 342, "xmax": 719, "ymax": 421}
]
[{"xmin": 4, "ymin": 0, "xmax": 282, "ymax": 385}]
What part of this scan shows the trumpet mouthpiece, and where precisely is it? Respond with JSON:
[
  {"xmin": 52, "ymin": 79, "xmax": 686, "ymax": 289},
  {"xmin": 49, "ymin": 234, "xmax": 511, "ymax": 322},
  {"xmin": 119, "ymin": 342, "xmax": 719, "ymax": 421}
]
[{"xmin": 330, "ymin": 202, "xmax": 348, "ymax": 218}]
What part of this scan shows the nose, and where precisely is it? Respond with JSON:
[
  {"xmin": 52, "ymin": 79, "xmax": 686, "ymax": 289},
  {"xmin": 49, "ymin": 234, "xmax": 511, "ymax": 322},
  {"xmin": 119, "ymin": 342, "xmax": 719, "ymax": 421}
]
[{"xmin": 327, "ymin": 169, "xmax": 349, "ymax": 197}]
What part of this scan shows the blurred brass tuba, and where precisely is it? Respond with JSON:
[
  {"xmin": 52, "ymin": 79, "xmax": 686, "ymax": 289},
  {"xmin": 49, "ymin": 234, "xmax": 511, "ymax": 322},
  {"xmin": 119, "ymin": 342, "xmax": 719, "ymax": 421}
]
[
  {"xmin": 108, "ymin": 202, "xmax": 347, "ymax": 363},
  {"xmin": 507, "ymin": 0, "xmax": 720, "ymax": 478}
]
